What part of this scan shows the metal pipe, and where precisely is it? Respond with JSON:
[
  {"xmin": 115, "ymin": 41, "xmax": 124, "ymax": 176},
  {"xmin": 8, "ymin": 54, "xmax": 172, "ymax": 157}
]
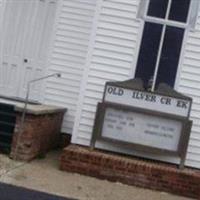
[
  {"xmin": 20, "ymin": 73, "xmax": 61, "ymax": 131},
  {"xmin": 13, "ymin": 73, "xmax": 61, "ymax": 159}
]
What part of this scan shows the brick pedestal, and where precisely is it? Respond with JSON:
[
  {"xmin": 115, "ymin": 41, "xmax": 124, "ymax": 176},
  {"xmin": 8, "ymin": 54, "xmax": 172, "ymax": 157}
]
[
  {"xmin": 60, "ymin": 145, "xmax": 200, "ymax": 199},
  {"xmin": 10, "ymin": 112, "xmax": 65, "ymax": 161}
]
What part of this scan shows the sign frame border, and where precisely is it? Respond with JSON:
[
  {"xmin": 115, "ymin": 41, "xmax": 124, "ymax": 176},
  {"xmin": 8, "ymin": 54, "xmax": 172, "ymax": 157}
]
[{"xmin": 91, "ymin": 102, "xmax": 192, "ymax": 169}]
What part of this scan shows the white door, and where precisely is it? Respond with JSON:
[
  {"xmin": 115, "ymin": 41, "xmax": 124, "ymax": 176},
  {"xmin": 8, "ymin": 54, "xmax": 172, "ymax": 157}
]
[{"xmin": 0, "ymin": 0, "xmax": 57, "ymax": 101}]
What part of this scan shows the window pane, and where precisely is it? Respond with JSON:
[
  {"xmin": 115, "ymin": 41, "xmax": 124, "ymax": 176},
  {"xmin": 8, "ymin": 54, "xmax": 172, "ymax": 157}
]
[
  {"xmin": 169, "ymin": 0, "xmax": 191, "ymax": 23},
  {"xmin": 147, "ymin": 0, "xmax": 169, "ymax": 18},
  {"xmin": 135, "ymin": 22, "xmax": 163, "ymax": 87},
  {"xmin": 156, "ymin": 26, "xmax": 184, "ymax": 88}
]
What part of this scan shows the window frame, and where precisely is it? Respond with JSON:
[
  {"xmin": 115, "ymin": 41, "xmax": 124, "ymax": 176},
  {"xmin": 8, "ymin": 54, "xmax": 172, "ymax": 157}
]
[
  {"xmin": 138, "ymin": 0, "xmax": 199, "ymax": 29},
  {"xmin": 136, "ymin": 0, "xmax": 200, "ymax": 91}
]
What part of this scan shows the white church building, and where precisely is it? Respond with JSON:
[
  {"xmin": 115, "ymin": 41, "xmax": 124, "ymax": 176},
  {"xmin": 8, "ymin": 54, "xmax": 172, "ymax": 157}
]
[{"xmin": 0, "ymin": 0, "xmax": 200, "ymax": 169}]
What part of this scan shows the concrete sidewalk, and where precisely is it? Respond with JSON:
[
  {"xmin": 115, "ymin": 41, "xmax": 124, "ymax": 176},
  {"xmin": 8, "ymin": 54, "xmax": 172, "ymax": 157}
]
[{"xmin": 0, "ymin": 150, "xmax": 193, "ymax": 200}]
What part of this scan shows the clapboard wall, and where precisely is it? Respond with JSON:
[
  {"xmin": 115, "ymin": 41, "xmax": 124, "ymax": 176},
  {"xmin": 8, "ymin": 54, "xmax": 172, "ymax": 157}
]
[
  {"xmin": 72, "ymin": 0, "xmax": 141, "ymax": 143},
  {"xmin": 71, "ymin": 0, "xmax": 200, "ymax": 169},
  {"xmin": 0, "ymin": 0, "xmax": 4, "ymax": 59},
  {"xmin": 44, "ymin": 0, "xmax": 97, "ymax": 134},
  {"xmin": 178, "ymin": 17, "xmax": 200, "ymax": 168}
]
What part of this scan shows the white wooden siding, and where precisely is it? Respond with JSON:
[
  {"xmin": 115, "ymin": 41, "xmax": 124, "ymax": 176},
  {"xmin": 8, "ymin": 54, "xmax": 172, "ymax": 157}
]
[
  {"xmin": 0, "ymin": 0, "xmax": 4, "ymax": 72},
  {"xmin": 44, "ymin": 0, "xmax": 97, "ymax": 134},
  {"xmin": 0, "ymin": 0, "xmax": 57, "ymax": 100},
  {"xmin": 72, "ymin": 0, "xmax": 200, "ymax": 169},
  {"xmin": 72, "ymin": 0, "xmax": 141, "ymax": 144},
  {"xmin": 178, "ymin": 12, "xmax": 200, "ymax": 168}
]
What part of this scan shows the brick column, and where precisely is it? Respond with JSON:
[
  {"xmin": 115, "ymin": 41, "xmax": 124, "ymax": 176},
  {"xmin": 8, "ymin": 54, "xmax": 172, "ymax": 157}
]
[{"xmin": 10, "ymin": 112, "xmax": 65, "ymax": 161}]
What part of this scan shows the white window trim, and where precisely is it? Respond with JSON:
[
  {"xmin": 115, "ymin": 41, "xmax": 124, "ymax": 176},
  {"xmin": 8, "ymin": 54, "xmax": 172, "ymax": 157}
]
[
  {"xmin": 188, "ymin": 0, "xmax": 200, "ymax": 30},
  {"xmin": 137, "ymin": 0, "xmax": 200, "ymax": 29},
  {"xmin": 144, "ymin": 17, "xmax": 188, "ymax": 29}
]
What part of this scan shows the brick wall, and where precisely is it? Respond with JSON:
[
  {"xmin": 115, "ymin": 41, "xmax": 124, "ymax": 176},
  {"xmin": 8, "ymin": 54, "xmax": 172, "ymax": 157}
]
[
  {"xmin": 10, "ymin": 112, "xmax": 65, "ymax": 161},
  {"xmin": 60, "ymin": 145, "xmax": 200, "ymax": 199}
]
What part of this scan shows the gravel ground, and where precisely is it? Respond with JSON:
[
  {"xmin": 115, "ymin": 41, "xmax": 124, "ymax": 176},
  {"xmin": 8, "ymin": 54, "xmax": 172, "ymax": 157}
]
[{"xmin": 0, "ymin": 151, "xmax": 193, "ymax": 200}]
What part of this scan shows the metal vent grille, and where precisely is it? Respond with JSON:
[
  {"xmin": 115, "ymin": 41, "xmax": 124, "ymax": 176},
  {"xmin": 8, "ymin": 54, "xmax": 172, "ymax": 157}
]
[{"xmin": 0, "ymin": 103, "xmax": 16, "ymax": 153}]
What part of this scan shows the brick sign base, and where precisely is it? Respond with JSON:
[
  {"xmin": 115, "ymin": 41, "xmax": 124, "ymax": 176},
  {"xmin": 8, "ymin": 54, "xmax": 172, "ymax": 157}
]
[{"xmin": 60, "ymin": 145, "xmax": 200, "ymax": 199}]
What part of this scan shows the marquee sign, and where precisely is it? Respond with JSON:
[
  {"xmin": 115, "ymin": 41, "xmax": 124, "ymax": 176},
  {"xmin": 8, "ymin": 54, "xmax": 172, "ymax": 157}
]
[
  {"xmin": 91, "ymin": 79, "xmax": 193, "ymax": 169},
  {"xmin": 104, "ymin": 85, "xmax": 191, "ymax": 117},
  {"xmin": 102, "ymin": 107, "xmax": 182, "ymax": 152}
]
